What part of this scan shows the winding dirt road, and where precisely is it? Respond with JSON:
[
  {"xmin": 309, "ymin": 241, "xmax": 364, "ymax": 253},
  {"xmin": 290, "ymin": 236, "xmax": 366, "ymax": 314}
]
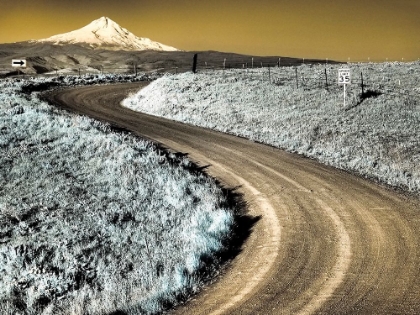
[{"xmin": 45, "ymin": 83, "xmax": 420, "ymax": 315}]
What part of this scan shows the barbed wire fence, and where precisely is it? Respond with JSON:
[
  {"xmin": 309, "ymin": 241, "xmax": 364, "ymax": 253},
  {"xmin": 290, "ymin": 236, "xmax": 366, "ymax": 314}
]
[
  {"xmin": 1, "ymin": 58, "xmax": 419, "ymax": 106},
  {"xmin": 1, "ymin": 55, "xmax": 418, "ymax": 76},
  {"xmin": 196, "ymin": 60, "xmax": 418, "ymax": 94}
]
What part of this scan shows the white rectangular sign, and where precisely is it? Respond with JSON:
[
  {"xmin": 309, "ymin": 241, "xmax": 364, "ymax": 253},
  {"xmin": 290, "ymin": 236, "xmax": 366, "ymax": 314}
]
[
  {"xmin": 12, "ymin": 59, "xmax": 27, "ymax": 68},
  {"xmin": 338, "ymin": 68, "xmax": 351, "ymax": 85}
]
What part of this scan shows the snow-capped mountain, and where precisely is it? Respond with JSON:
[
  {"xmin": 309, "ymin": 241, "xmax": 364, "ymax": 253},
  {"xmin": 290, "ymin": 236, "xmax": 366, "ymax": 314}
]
[{"xmin": 33, "ymin": 17, "xmax": 178, "ymax": 52}]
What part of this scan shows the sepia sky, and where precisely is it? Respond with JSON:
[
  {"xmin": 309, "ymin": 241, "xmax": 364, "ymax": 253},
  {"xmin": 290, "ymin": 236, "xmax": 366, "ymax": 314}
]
[{"xmin": 0, "ymin": 0, "xmax": 419, "ymax": 61}]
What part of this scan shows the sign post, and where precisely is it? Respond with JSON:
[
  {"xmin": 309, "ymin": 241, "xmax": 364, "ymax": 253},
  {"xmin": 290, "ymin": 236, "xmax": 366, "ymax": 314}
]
[{"xmin": 338, "ymin": 68, "xmax": 351, "ymax": 107}]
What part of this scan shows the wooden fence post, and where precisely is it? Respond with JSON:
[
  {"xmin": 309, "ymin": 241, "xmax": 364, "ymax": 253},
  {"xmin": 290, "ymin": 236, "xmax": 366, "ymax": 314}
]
[
  {"xmin": 361, "ymin": 72, "xmax": 364, "ymax": 95},
  {"xmin": 325, "ymin": 68, "xmax": 328, "ymax": 89},
  {"xmin": 192, "ymin": 54, "xmax": 198, "ymax": 73}
]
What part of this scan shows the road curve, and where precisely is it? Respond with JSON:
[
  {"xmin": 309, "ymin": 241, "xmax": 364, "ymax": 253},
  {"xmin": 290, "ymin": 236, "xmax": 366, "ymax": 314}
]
[{"xmin": 45, "ymin": 83, "xmax": 420, "ymax": 315}]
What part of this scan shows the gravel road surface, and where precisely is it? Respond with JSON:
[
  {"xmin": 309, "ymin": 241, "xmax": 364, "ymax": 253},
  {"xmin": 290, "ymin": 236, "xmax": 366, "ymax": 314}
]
[{"xmin": 45, "ymin": 83, "xmax": 420, "ymax": 315}]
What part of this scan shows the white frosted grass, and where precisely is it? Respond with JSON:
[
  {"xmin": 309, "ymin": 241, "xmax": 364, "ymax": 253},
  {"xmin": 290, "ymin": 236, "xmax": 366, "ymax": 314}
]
[
  {"xmin": 123, "ymin": 62, "xmax": 420, "ymax": 195},
  {"xmin": 0, "ymin": 77, "xmax": 234, "ymax": 314}
]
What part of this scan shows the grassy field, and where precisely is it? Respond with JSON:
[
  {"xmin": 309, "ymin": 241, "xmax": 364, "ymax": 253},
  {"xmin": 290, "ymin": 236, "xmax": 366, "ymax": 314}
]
[
  {"xmin": 123, "ymin": 62, "xmax": 420, "ymax": 195},
  {"xmin": 0, "ymin": 76, "xmax": 239, "ymax": 315}
]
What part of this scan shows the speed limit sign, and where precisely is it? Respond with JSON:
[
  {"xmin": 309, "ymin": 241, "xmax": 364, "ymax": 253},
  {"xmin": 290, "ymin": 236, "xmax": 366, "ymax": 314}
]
[
  {"xmin": 338, "ymin": 68, "xmax": 351, "ymax": 84},
  {"xmin": 338, "ymin": 68, "xmax": 351, "ymax": 107}
]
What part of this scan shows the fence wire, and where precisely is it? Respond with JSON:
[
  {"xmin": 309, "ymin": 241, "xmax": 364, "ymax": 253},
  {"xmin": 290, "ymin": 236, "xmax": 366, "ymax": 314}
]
[{"xmin": 1, "ymin": 61, "xmax": 419, "ymax": 102}]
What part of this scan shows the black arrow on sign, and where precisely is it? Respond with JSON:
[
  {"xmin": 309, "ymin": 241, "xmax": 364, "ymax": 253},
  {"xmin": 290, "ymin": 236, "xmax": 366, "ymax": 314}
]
[{"xmin": 13, "ymin": 61, "xmax": 25, "ymax": 66}]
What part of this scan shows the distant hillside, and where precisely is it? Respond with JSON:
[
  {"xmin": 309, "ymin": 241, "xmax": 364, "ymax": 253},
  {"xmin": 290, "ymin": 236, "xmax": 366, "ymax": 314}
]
[{"xmin": 0, "ymin": 43, "xmax": 338, "ymax": 77}]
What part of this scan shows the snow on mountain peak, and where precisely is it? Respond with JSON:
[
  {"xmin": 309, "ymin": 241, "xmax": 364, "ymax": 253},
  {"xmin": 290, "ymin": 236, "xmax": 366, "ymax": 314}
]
[{"xmin": 35, "ymin": 16, "xmax": 178, "ymax": 51}]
